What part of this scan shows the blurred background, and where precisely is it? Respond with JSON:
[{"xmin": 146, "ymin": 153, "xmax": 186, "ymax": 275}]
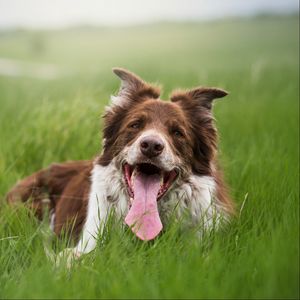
[
  {"xmin": 0, "ymin": 0, "xmax": 298, "ymax": 28},
  {"xmin": 0, "ymin": 1, "xmax": 299, "ymax": 298},
  {"xmin": 0, "ymin": 0, "xmax": 298, "ymax": 174},
  {"xmin": 0, "ymin": 0, "xmax": 298, "ymax": 186},
  {"xmin": 0, "ymin": 0, "xmax": 298, "ymax": 81}
]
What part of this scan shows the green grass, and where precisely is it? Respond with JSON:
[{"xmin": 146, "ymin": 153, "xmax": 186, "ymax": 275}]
[{"xmin": 0, "ymin": 16, "xmax": 299, "ymax": 299}]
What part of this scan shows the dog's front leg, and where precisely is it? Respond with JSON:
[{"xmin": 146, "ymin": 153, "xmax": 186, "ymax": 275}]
[
  {"xmin": 57, "ymin": 194, "xmax": 111, "ymax": 267},
  {"xmin": 76, "ymin": 196, "xmax": 111, "ymax": 254}
]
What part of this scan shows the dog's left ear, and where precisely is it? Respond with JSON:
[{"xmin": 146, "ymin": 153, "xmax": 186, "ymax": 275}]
[
  {"xmin": 111, "ymin": 68, "xmax": 160, "ymax": 107},
  {"xmin": 171, "ymin": 87, "xmax": 228, "ymax": 109},
  {"xmin": 171, "ymin": 87, "xmax": 228, "ymax": 175}
]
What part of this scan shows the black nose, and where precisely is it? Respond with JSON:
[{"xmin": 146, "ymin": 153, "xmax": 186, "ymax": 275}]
[{"xmin": 140, "ymin": 136, "xmax": 165, "ymax": 158}]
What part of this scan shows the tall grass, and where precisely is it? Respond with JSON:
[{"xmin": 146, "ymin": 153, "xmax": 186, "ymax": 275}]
[{"xmin": 0, "ymin": 16, "xmax": 299, "ymax": 299}]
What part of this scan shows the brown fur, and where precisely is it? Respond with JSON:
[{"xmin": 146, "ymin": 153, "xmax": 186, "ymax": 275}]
[
  {"xmin": 6, "ymin": 68, "xmax": 234, "ymax": 241},
  {"xmin": 6, "ymin": 161, "xmax": 92, "ymax": 240},
  {"xmin": 99, "ymin": 84, "xmax": 233, "ymax": 212}
]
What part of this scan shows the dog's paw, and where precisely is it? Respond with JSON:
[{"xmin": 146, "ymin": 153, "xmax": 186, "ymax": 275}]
[{"xmin": 56, "ymin": 248, "xmax": 82, "ymax": 268}]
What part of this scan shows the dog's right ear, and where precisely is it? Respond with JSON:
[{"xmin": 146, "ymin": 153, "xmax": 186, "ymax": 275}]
[
  {"xmin": 99, "ymin": 69, "xmax": 160, "ymax": 165},
  {"xmin": 113, "ymin": 68, "xmax": 145, "ymax": 93},
  {"xmin": 111, "ymin": 68, "xmax": 160, "ymax": 108}
]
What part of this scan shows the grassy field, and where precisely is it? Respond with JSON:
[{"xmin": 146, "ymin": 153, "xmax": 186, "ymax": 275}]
[{"xmin": 0, "ymin": 16, "xmax": 299, "ymax": 299}]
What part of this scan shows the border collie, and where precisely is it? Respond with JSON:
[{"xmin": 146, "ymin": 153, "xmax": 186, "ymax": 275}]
[{"xmin": 6, "ymin": 68, "xmax": 234, "ymax": 259}]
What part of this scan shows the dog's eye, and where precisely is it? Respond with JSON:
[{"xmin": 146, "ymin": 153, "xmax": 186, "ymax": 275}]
[
  {"xmin": 173, "ymin": 129, "xmax": 184, "ymax": 137},
  {"xmin": 129, "ymin": 122, "xmax": 141, "ymax": 129}
]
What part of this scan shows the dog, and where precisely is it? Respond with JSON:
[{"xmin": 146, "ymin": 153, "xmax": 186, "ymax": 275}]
[{"xmin": 6, "ymin": 68, "xmax": 234, "ymax": 259}]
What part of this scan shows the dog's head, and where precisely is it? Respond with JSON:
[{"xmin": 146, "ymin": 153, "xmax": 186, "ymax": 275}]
[{"xmin": 98, "ymin": 68, "xmax": 228, "ymax": 240}]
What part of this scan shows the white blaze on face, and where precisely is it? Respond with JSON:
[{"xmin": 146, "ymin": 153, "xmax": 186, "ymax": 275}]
[
  {"xmin": 125, "ymin": 129, "xmax": 178, "ymax": 171},
  {"xmin": 121, "ymin": 129, "xmax": 181, "ymax": 241}
]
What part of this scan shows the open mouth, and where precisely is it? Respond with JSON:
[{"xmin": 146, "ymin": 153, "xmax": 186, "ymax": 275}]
[
  {"xmin": 124, "ymin": 163, "xmax": 178, "ymax": 200},
  {"xmin": 123, "ymin": 162, "xmax": 178, "ymax": 241}
]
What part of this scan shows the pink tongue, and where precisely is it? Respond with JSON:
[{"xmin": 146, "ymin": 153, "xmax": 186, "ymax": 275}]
[{"xmin": 125, "ymin": 172, "xmax": 163, "ymax": 241}]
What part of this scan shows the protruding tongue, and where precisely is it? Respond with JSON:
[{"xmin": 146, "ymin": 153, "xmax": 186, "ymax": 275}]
[{"xmin": 125, "ymin": 172, "xmax": 162, "ymax": 241}]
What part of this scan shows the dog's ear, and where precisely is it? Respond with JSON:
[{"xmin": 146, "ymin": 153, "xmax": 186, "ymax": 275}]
[
  {"xmin": 111, "ymin": 68, "xmax": 160, "ymax": 107},
  {"xmin": 113, "ymin": 68, "xmax": 145, "ymax": 93},
  {"xmin": 170, "ymin": 87, "xmax": 228, "ymax": 175},
  {"xmin": 170, "ymin": 87, "xmax": 228, "ymax": 110},
  {"xmin": 99, "ymin": 69, "xmax": 160, "ymax": 165}
]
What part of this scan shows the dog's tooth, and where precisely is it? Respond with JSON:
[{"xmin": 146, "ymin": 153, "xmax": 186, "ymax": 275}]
[
  {"xmin": 160, "ymin": 175, "xmax": 164, "ymax": 186},
  {"xmin": 131, "ymin": 168, "xmax": 137, "ymax": 185}
]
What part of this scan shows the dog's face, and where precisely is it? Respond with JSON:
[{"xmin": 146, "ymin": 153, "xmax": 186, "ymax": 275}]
[{"xmin": 98, "ymin": 68, "xmax": 228, "ymax": 240}]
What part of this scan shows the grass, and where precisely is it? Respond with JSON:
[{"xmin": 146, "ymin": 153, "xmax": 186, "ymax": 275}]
[{"xmin": 0, "ymin": 16, "xmax": 299, "ymax": 299}]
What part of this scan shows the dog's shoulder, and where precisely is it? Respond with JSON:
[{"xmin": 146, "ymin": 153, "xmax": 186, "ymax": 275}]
[
  {"xmin": 51, "ymin": 160, "xmax": 94, "ymax": 237},
  {"xmin": 46, "ymin": 160, "xmax": 93, "ymax": 193}
]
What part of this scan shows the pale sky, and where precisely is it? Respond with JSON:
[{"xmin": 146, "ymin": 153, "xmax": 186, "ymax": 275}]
[{"xmin": 0, "ymin": 0, "xmax": 298, "ymax": 29}]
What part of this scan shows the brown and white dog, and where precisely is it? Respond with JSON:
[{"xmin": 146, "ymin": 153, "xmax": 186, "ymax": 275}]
[{"xmin": 6, "ymin": 68, "xmax": 234, "ymax": 258}]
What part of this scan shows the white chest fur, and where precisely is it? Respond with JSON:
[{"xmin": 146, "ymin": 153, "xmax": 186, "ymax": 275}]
[{"xmin": 75, "ymin": 162, "xmax": 227, "ymax": 254}]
